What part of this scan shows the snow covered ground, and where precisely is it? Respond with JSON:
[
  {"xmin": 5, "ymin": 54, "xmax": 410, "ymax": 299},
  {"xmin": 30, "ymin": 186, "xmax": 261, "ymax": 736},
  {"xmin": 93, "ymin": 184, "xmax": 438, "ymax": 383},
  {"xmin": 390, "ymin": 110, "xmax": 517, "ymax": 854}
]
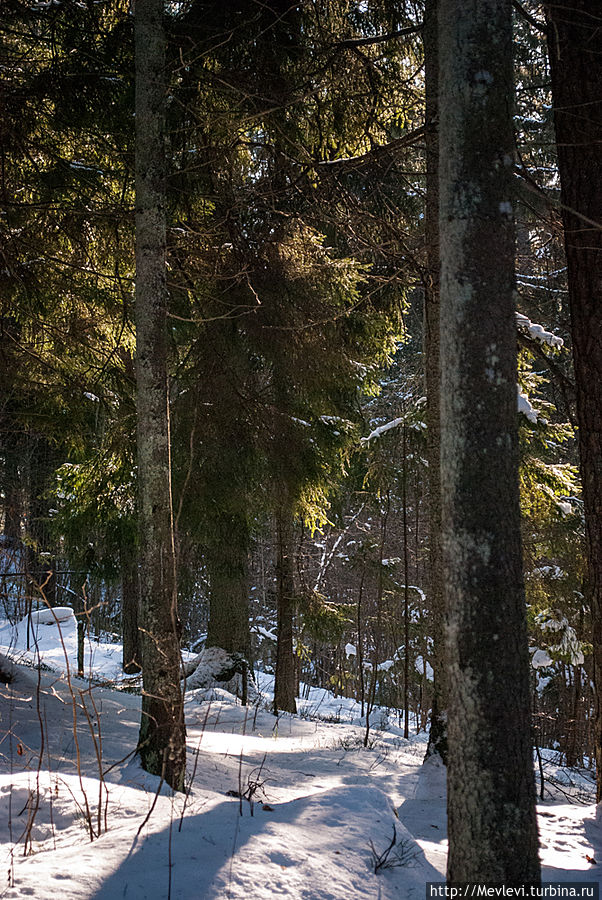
[{"xmin": 0, "ymin": 613, "xmax": 600, "ymax": 899}]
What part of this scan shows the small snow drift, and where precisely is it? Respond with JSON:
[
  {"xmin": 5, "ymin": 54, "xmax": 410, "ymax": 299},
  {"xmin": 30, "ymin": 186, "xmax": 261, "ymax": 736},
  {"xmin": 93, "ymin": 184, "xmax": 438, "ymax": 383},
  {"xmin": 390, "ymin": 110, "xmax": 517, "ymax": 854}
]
[{"xmin": 28, "ymin": 606, "xmax": 76, "ymax": 626}]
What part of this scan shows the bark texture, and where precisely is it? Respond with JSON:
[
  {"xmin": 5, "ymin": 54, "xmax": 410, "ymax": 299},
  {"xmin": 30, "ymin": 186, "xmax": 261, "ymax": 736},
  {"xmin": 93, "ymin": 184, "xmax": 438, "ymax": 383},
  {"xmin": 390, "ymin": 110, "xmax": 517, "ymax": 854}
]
[
  {"xmin": 439, "ymin": 0, "xmax": 540, "ymax": 883},
  {"xmin": 273, "ymin": 505, "xmax": 297, "ymax": 714},
  {"xmin": 135, "ymin": 0, "xmax": 186, "ymax": 791},
  {"xmin": 544, "ymin": 0, "xmax": 602, "ymax": 803},
  {"xmin": 423, "ymin": 0, "xmax": 447, "ymax": 763},
  {"xmin": 121, "ymin": 548, "xmax": 141, "ymax": 675},
  {"xmin": 205, "ymin": 513, "xmax": 251, "ymax": 658}
]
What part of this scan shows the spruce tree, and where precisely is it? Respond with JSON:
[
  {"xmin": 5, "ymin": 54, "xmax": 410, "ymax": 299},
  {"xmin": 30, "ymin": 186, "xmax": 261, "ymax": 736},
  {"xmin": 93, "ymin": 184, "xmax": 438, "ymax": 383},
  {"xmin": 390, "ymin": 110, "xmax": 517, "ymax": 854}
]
[
  {"xmin": 439, "ymin": 0, "xmax": 540, "ymax": 882},
  {"xmin": 544, "ymin": 0, "xmax": 602, "ymax": 802}
]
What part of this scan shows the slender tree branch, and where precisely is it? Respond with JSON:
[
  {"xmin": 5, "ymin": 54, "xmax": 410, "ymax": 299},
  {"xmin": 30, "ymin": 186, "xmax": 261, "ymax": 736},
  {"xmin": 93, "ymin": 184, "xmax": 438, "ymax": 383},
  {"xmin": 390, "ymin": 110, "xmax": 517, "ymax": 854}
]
[
  {"xmin": 317, "ymin": 125, "xmax": 427, "ymax": 172},
  {"xmin": 335, "ymin": 24, "xmax": 423, "ymax": 49}
]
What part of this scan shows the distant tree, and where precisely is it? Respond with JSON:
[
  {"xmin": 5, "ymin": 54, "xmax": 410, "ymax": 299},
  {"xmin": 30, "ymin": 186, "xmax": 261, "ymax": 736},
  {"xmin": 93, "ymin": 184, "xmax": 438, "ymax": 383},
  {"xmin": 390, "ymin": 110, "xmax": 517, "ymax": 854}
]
[
  {"xmin": 423, "ymin": 0, "xmax": 447, "ymax": 763},
  {"xmin": 135, "ymin": 0, "xmax": 186, "ymax": 791},
  {"xmin": 544, "ymin": 0, "xmax": 602, "ymax": 802},
  {"xmin": 438, "ymin": 0, "xmax": 540, "ymax": 883}
]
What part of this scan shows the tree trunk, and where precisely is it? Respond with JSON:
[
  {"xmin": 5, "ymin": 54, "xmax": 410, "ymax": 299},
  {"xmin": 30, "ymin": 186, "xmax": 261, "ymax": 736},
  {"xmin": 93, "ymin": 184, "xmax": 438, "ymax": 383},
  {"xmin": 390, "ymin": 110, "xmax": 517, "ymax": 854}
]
[
  {"xmin": 1, "ymin": 318, "xmax": 23, "ymax": 547},
  {"xmin": 26, "ymin": 434, "xmax": 57, "ymax": 609},
  {"xmin": 423, "ymin": 0, "xmax": 447, "ymax": 763},
  {"xmin": 135, "ymin": 0, "xmax": 186, "ymax": 792},
  {"xmin": 3, "ymin": 432, "xmax": 22, "ymax": 544},
  {"xmin": 402, "ymin": 423, "xmax": 410, "ymax": 740},
  {"xmin": 121, "ymin": 547, "xmax": 141, "ymax": 675},
  {"xmin": 357, "ymin": 565, "xmax": 366, "ymax": 717},
  {"xmin": 205, "ymin": 513, "xmax": 251, "ymax": 658},
  {"xmin": 273, "ymin": 505, "xmax": 297, "ymax": 714},
  {"xmin": 544, "ymin": 0, "xmax": 602, "ymax": 803},
  {"xmin": 439, "ymin": 0, "xmax": 540, "ymax": 883}
]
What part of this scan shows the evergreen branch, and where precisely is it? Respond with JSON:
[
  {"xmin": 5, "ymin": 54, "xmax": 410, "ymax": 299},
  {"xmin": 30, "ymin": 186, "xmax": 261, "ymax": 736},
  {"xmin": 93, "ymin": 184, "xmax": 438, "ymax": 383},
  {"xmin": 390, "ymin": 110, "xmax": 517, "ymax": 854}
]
[
  {"xmin": 517, "ymin": 332, "xmax": 576, "ymax": 427},
  {"xmin": 317, "ymin": 125, "xmax": 427, "ymax": 172}
]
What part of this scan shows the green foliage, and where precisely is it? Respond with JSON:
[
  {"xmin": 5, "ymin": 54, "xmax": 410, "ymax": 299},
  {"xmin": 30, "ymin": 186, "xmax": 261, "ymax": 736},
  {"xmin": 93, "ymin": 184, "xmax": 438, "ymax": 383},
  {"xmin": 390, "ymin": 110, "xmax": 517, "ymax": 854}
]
[
  {"xmin": 299, "ymin": 590, "xmax": 352, "ymax": 645},
  {"xmin": 52, "ymin": 442, "xmax": 136, "ymax": 578},
  {"xmin": 517, "ymin": 357, "xmax": 584, "ymax": 620}
]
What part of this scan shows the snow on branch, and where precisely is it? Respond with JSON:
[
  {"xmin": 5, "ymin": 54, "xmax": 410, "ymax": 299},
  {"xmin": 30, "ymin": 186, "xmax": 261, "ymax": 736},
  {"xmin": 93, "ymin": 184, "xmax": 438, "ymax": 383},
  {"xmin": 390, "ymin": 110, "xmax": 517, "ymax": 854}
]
[
  {"xmin": 361, "ymin": 417, "xmax": 404, "ymax": 443},
  {"xmin": 517, "ymin": 387, "xmax": 538, "ymax": 423},
  {"xmin": 516, "ymin": 312, "xmax": 563, "ymax": 349}
]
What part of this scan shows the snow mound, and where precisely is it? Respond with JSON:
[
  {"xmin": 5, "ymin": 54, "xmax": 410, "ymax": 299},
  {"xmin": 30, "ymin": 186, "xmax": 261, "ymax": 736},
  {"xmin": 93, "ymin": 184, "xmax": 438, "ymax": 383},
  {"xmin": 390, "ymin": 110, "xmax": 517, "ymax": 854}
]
[
  {"xmin": 184, "ymin": 646, "xmax": 259, "ymax": 702},
  {"xmin": 28, "ymin": 606, "xmax": 76, "ymax": 626},
  {"xmin": 0, "ymin": 608, "xmax": 130, "ymax": 682}
]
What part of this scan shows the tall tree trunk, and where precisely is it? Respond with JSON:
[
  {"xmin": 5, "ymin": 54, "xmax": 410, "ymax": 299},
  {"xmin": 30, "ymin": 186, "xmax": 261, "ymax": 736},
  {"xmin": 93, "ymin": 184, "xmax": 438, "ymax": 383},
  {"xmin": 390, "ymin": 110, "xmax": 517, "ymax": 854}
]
[
  {"xmin": 3, "ymin": 432, "xmax": 22, "ymax": 544},
  {"xmin": 121, "ymin": 547, "xmax": 141, "ymax": 675},
  {"xmin": 26, "ymin": 435, "xmax": 57, "ymax": 609},
  {"xmin": 1, "ymin": 318, "xmax": 23, "ymax": 548},
  {"xmin": 439, "ymin": 0, "xmax": 540, "ymax": 883},
  {"xmin": 273, "ymin": 504, "xmax": 297, "ymax": 714},
  {"xmin": 205, "ymin": 513, "xmax": 251, "ymax": 658},
  {"xmin": 135, "ymin": 0, "xmax": 186, "ymax": 792},
  {"xmin": 544, "ymin": 0, "xmax": 602, "ymax": 803},
  {"xmin": 402, "ymin": 422, "xmax": 410, "ymax": 740},
  {"xmin": 423, "ymin": 0, "xmax": 448, "ymax": 763}
]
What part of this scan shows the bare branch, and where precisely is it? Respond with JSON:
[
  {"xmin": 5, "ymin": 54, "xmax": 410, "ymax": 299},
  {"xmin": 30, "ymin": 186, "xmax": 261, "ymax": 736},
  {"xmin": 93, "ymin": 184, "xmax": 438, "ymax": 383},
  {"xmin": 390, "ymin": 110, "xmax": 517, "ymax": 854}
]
[{"xmin": 335, "ymin": 24, "xmax": 422, "ymax": 49}]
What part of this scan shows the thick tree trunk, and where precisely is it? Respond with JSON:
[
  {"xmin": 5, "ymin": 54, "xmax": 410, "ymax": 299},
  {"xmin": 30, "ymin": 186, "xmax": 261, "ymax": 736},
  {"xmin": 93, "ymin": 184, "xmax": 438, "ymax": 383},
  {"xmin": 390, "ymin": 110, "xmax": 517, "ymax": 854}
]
[
  {"xmin": 544, "ymin": 0, "xmax": 602, "ymax": 803},
  {"xmin": 273, "ymin": 505, "xmax": 297, "ymax": 714},
  {"xmin": 135, "ymin": 0, "xmax": 186, "ymax": 792},
  {"xmin": 121, "ymin": 547, "xmax": 141, "ymax": 675},
  {"xmin": 439, "ymin": 0, "xmax": 540, "ymax": 883},
  {"xmin": 423, "ymin": 0, "xmax": 447, "ymax": 764},
  {"xmin": 205, "ymin": 513, "xmax": 251, "ymax": 658}
]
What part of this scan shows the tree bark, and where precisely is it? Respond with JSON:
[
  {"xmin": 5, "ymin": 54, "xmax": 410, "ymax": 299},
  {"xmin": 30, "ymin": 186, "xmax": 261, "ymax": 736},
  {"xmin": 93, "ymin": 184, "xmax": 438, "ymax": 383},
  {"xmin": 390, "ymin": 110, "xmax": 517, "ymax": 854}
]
[
  {"xmin": 135, "ymin": 0, "xmax": 186, "ymax": 792},
  {"xmin": 423, "ymin": 0, "xmax": 447, "ymax": 763},
  {"xmin": 26, "ymin": 434, "xmax": 57, "ymax": 609},
  {"xmin": 544, "ymin": 0, "xmax": 602, "ymax": 803},
  {"xmin": 121, "ymin": 547, "xmax": 141, "ymax": 675},
  {"xmin": 273, "ymin": 504, "xmax": 297, "ymax": 714},
  {"xmin": 3, "ymin": 432, "xmax": 22, "ymax": 544},
  {"xmin": 439, "ymin": 0, "xmax": 540, "ymax": 883},
  {"xmin": 205, "ymin": 512, "xmax": 251, "ymax": 658}
]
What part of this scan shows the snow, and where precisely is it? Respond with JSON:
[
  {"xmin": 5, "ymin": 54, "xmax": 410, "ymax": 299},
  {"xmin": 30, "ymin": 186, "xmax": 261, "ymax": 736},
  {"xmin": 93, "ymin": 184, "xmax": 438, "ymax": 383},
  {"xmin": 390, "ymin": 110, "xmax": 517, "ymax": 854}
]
[
  {"xmin": 516, "ymin": 311, "xmax": 564, "ymax": 349},
  {"xmin": 518, "ymin": 386, "xmax": 539, "ymax": 423},
  {"xmin": 1, "ymin": 612, "xmax": 601, "ymax": 899},
  {"xmin": 532, "ymin": 648, "xmax": 553, "ymax": 668},
  {"xmin": 360, "ymin": 417, "xmax": 404, "ymax": 443},
  {"xmin": 414, "ymin": 655, "xmax": 434, "ymax": 681}
]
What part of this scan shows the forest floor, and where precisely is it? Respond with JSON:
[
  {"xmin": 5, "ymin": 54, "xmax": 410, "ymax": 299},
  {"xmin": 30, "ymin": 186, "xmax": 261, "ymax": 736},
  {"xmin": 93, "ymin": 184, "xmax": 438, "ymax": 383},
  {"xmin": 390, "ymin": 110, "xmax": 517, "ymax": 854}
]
[{"xmin": 0, "ymin": 612, "xmax": 601, "ymax": 899}]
